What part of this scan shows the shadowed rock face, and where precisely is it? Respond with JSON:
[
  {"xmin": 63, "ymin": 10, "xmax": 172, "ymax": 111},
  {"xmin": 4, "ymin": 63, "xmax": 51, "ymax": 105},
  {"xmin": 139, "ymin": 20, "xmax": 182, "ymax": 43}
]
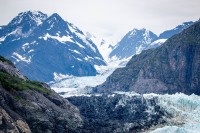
[
  {"xmin": 0, "ymin": 56, "xmax": 82, "ymax": 133},
  {"xmin": 0, "ymin": 107, "xmax": 31, "ymax": 133},
  {"xmin": 96, "ymin": 21, "xmax": 200, "ymax": 95}
]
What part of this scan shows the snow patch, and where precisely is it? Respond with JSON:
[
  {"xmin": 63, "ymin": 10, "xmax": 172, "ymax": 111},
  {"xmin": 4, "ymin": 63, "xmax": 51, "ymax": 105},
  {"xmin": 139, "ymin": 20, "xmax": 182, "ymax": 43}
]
[
  {"xmin": 28, "ymin": 49, "xmax": 34, "ymax": 53},
  {"xmin": 22, "ymin": 43, "xmax": 29, "ymax": 51},
  {"xmin": 70, "ymin": 49, "xmax": 81, "ymax": 55},
  {"xmin": 76, "ymin": 58, "xmax": 82, "ymax": 61},
  {"xmin": 0, "ymin": 36, "xmax": 6, "ymax": 42},
  {"xmin": 53, "ymin": 72, "xmax": 73, "ymax": 81},
  {"xmin": 46, "ymin": 22, "xmax": 55, "ymax": 30},
  {"xmin": 43, "ymin": 33, "xmax": 73, "ymax": 43},
  {"xmin": 12, "ymin": 52, "xmax": 31, "ymax": 63},
  {"xmin": 136, "ymin": 45, "xmax": 145, "ymax": 55},
  {"xmin": 150, "ymin": 39, "xmax": 167, "ymax": 46},
  {"xmin": 143, "ymin": 29, "xmax": 152, "ymax": 44}
]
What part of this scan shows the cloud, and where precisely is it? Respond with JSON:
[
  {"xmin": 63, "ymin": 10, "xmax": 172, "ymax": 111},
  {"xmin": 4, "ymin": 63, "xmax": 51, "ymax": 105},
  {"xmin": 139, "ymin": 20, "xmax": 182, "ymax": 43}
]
[{"xmin": 0, "ymin": 0, "xmax": 199, "ymax": 41}]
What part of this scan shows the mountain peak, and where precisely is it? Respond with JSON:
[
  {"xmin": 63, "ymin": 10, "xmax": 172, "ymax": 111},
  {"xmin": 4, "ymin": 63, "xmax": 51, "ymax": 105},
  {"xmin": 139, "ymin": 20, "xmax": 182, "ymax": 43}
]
[
  {"xmin": 128, "ymin": 28, "xmax": 151, "ymax": 37},
  {"xmin": 48, "ymin": 13, "xmax": 64, "ymax": 22},
  {"xmin": 109, "ymin": 28, "xmax": 157, "ymax": 59},
  {"xmin": 0, "ymin": 11, "xmax": 47, "ymax": 42},
  {"xmin": 38, "ymin": 13, "xmax": 70, "ymax": 36},
  {"xmin": 9, "ymin": 11, "xmax": 47, "ymax": 26}
]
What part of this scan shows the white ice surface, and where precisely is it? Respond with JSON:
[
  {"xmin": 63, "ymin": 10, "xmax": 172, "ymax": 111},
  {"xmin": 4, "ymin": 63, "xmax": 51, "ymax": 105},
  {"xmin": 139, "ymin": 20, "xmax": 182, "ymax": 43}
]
[
  {"xmin": 149, "ymin": 39, "xmax": 167, "ymax": 46},
  {"xmin": 43, "ymin": 33, "xmax": 72, "ymax": 43},
  {"xmin": 149, "ymin": 124, "xmax": 200, "ymax": 133},
  {"xmin": 51, "ymin": 65, "xmax": 116, "ymax": 97}
]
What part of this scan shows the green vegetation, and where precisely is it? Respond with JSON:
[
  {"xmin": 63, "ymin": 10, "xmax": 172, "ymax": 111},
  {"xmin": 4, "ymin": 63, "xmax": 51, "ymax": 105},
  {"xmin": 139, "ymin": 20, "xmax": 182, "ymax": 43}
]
[
  {"xmin": 0, "ymin": 56, "xmax": 14, "ymax": 66},
  {"xmin": 0, "ymin": 71, "xmax": 50, "ymax": 94}
]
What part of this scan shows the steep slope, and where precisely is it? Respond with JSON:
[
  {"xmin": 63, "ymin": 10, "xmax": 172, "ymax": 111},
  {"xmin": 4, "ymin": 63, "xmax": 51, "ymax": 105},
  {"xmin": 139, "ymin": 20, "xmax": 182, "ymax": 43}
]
[
  {"xmin": 96, "ymin": 21, "xmax": 200, "ymax": 95},
  {"xmin": 159, "ymin": 21, "xmax": 194, "ymax": 39},
  {"xmin": 0, "ymin": 56, "xmax": 82, "ymax": 133},
  {"xmin": 85, "ymin": 32, "xmax": 115, "ymax": 62},
  {"xmin": 109, "ymin": 28, "xmax": 157, "ymax": 59},
  {"xmin": 0, "ymin": 11, "xmax": 106, "ymax": 82}
]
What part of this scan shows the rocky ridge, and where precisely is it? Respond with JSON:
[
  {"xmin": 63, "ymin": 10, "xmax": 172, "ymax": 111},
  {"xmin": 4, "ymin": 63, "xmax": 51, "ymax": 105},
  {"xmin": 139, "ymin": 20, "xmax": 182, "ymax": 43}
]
[{"xmin": 0, "ymin": 56, "xmax": 82, "ymax": 133}]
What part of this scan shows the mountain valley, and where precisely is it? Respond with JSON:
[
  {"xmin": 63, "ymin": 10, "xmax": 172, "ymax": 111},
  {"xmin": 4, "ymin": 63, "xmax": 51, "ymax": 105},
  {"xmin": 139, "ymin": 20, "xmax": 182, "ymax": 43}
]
[{"xmin": 0, "ymin": 10, "xmax": 200, "ymax": 133}]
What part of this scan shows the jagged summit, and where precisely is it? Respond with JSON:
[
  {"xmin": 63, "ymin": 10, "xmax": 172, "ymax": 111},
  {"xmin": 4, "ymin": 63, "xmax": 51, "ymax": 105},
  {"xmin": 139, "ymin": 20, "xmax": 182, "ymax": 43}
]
[
  {"xmin": 34, "ymin": 13, "xmax": 71, "ymax": 36},
  {"xmin": 0, "ymin": 11, "xmax": 47, "ymax": 44},
  {"xmin": 109, "ymin": 28, "xmax": 157, "ymax": 59},
  {"xmin": 8, "ymin": 10, "xmax": 47, "ymax": 27}
]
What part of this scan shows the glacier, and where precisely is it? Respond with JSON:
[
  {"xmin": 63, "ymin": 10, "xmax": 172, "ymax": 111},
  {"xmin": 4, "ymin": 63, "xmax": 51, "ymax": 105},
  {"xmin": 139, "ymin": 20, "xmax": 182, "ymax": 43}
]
[{"xmin": 110, "ymin": 92, "xmax": 200, "ymax": 133}]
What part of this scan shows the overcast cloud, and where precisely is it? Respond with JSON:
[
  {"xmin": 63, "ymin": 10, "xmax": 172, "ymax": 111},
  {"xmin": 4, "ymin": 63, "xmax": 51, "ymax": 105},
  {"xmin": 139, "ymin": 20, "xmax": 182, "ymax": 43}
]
[{"xmin": 0, "ymin": 0, "xmax": 200, "ymax": 41}]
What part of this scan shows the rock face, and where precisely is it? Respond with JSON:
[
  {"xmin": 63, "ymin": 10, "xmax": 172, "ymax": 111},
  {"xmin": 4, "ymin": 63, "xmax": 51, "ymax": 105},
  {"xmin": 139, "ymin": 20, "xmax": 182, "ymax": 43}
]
[
  {"xmin": 0, "ymin": 107, "xmax": 31, "ymax": 133},
  {"xmin": 67, "ymin": 94, "xmax": 168, "ymax": 133},
  {"xmin": 0, "ymin": 11, "xmax": 106, "ymax": 82},
  {"xmin": 0, "ymin": 56, "xmax": 82, "ymax": 133},
  {"xmin": 96, "ymin": 21, "xmax": 200, "ymax": 95}
]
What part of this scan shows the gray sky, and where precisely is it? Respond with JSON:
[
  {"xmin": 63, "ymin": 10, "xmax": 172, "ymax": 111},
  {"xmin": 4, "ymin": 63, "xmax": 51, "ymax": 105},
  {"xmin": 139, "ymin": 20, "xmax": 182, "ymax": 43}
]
[{"xmin": 0, "ymin": 0, "xmax": 200, "ymax": 41}]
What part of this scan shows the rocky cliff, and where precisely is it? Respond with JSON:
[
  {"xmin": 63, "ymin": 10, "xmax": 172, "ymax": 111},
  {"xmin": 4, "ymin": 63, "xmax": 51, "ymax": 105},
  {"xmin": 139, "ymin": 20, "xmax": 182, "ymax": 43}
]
[
  {"xmin": 96, "ymin": 20, "xmax": 200, "ymax": 95},
  {"xmin": 0, "ymin": 56, "xmax": 82, "ymax": 133}
]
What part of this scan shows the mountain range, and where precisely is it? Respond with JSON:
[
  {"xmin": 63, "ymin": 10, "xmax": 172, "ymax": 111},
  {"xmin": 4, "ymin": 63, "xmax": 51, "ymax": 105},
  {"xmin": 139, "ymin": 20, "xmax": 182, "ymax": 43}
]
[
  {"xmin": 0, "ymin": 11, "xmax": 106, "ymax": 82},
  {"xmin": 0, "ymin": 10, "xmax": 196, "ymax": 83},
  {"xmin": 0, "ymin": 10, "xmax": 200, "ymax": 133},
  {"xmin": 2, "ymin": 56, "xmax": 198, "ymax": 133},
  {"xmin": 110, "ymin": 21, "xmax": 194, "ymax": 60},
  {"xmin": 96, "ymin": 20, "xmax": 200, "ymax": 95}
]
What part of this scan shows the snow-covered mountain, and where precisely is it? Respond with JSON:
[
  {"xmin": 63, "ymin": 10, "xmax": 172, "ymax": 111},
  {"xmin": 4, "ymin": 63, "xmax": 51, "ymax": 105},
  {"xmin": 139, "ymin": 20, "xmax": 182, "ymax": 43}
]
[
  {"xmin": 158, "ymin": 21, "xmax": 194, "ymax": 39},
  {"xmin": 109, "ymin": 21, "xmax": 194, "ymax": 62},
  {"xmin": 109, "ymin": 28, "xmax": 158, "ymax": 60},
  {"xmin": 0, "ymin": 11, "xmax": 106, "ymax": 82},
  {"xmin": 85, "ymin": 32, "xmax": 115, "ymax": 62}
]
